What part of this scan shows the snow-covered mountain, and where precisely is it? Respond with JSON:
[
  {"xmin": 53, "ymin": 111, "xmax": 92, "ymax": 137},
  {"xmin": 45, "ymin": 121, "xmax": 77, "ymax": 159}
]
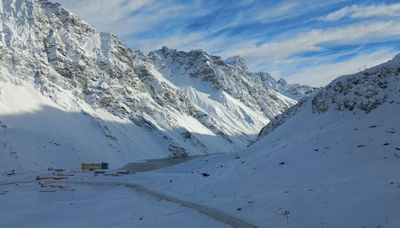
[
  {"xmin": 256, "ymin": 53, "xmax": 400, "ymax": 140},
  {"xmin": 130, "ymin": 54, "xmax": 400, "ymax": 227},
  {"xmin": 149, "ymin": 47, "xmax": 298, "ymax": 121},
  {"xmin": 0, "ymin": 0, "xmax": 313, "ymax": 171},
  {"xmin": 275, "ymin": 77, "xmax": 318, "ymax": 100}
]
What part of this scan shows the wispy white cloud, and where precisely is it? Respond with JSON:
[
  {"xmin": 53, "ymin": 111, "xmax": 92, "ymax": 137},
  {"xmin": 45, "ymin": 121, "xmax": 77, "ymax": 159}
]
[
  {"xmin": 217, "ymin": 19, "xmax": 400, "ymax": 85},
  {"xmin": 320, "ymin": 3, "xmax": 400, "ymax": 21},
  {"xmin": 255, "ymin": 2, "xmax": 299, "ymax": 22},
  {"xmin": 56, "ymin": 0, "xmax": 153, "ymax": 32},
  {"xmin": 220, "ymin": 20, "xmax": 400, "ymax": 60},
  {"xmin": 54, "ymin": 0, "xmax": 400, "ymax": 86},
  {"xmin": 56, "ymin": 0, "xmax": 199, "ymax": 37},
  {"xmin": 286, "ymin": 48, "xmax": 397, "ymax": 86}
]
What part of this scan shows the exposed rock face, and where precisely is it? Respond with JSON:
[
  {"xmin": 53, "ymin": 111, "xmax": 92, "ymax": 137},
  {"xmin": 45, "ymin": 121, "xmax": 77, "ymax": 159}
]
[
  {"xmin": 149, "ymin": 47, "xmax": 304, "ymax": 120},
  {"xmin": 255, "ymin": 54, "xmax": 400, "ymax": 142},
  {"xmin": 0, "ymin": 0, "xmax": 313, "ymax": 160},
  {"xmin": 312, "ymin": 59, "xmax": 399, "ymax": 113}
]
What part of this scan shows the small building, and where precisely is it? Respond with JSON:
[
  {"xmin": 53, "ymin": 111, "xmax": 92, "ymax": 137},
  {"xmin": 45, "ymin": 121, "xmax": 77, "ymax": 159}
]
[{"xmin": 81, "ymin": 162, "xmax": 108, "ymax": 170}]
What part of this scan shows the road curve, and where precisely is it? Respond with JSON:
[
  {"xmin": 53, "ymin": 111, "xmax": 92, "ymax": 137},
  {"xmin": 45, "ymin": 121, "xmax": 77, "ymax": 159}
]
[{"xmin": 73, "ymin": 180, "xmax": 258, "ymax": 228}]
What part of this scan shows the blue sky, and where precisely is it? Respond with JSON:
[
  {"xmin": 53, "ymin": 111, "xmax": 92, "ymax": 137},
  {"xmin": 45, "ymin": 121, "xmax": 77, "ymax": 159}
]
[{"xmin": 56, "ymin": 0, "xmax": 400, "ymax": 86}]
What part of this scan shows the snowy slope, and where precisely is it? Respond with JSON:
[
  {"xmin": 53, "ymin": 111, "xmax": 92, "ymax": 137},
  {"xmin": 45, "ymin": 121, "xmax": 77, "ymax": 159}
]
[
  {"xmin": 0, "ymin": 81, "xmax": 174, "ymax": 171},
  {"xmin": 149, "ymin": 47, "xmax": 297, "ymax": 120},
  {"xmin": 0, "ymin": 181, "xmax": 228, "ymax": 228},
  {"xmin": 127, "ymin": 55, "xmax": 400, "ymax": 227},
  {"xmin": 0, "ymin": 0, "xmax": 312, "ymax": 171},
  {"xmin": 256, "ymin": 53, "xmax": 400, "ymax": 139}
]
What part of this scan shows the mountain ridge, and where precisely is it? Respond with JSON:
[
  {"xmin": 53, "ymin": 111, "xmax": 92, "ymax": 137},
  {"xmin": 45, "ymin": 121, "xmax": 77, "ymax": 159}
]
[
  {"xmin": 255, "ymin": 53, "xmax": 400, "ymax": 142},
  {"xmin": 129, "ymin": 48, "xmax": 400, "ymax": 228},
  {"xmin": 0, "ymin": 0, "xmax": 314, "ymax": 170}
]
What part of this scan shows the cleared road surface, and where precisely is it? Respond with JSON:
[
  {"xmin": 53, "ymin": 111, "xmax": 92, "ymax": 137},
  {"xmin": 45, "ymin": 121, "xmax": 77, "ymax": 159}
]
[{"xmin": 74, "ymin": 180, "xmax": 257, "ymax": 228}]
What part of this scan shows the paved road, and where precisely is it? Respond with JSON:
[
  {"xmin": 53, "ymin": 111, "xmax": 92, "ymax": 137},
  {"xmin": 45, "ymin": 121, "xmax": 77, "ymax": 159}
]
[
  {"xmin": 74, "ymin": 180, "xmax": 257, "ymax": 228},
  {"xmin": 122, "ymin": 155, "xmax": 211, "ymax": 172},
  {"xmin": 0, "ymin": 178, "xmax": 257, "ymax": 227},
  {"xmin": 122, "ymin": 157, "xmax": 198, "ymax": 172},
  {"xmin": 0, "ymin": 180, "xmax": 33, "ymax": 186},
  {"xmin": 1, "ymin": 154, "xmax": 257, "ymax": 228}
]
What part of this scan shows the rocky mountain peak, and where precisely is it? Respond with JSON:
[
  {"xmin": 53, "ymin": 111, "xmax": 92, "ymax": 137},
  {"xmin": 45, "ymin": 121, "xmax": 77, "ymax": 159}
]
[
  {"xmin": 312, "ymin": 56, "xmax": 400, "ymax": 114},
  {"xmin": 255, "ymin": 54, "xmax": 400, "ymax": 142},
  {"xmin": 225, "ymin": 55, "xmax": 248, "ymax": 71},
  {"xmin": 0, "ymin": 0, "xmax": 317, "ymax": 167},
  {"xmin": 278, "ymin": 78, "xmax": 288, "ymax": 86}
]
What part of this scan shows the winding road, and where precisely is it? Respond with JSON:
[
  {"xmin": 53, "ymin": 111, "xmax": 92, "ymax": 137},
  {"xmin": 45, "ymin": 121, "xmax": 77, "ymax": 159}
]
[
  {"xmin": 1, "ymin": 156, "xmax": 257, "ymax": 228},
  {"xmin": 73, "ymin": 180, "xmax": 257, "ymax": 228}
]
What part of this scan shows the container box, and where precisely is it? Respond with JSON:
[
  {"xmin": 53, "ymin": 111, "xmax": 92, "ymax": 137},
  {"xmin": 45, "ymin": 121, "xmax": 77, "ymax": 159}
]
[{"xmin": 81, "ymin": 163, "xmax": 103, "ymax": 170}]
